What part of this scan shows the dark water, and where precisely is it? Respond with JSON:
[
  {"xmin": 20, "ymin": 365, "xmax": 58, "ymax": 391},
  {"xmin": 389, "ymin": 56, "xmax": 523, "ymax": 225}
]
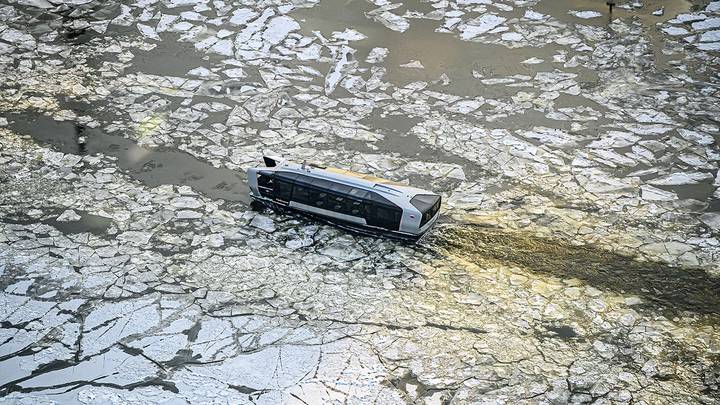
[{"xmin": 7, "ymin": 113, "xmax": 251, "ymax": 205}]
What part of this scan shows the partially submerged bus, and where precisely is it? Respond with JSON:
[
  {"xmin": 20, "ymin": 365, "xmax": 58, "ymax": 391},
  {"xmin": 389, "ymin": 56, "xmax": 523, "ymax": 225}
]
[{"xmin": 247, "ymin": 156, "xmax": 441, "ymax": 241}]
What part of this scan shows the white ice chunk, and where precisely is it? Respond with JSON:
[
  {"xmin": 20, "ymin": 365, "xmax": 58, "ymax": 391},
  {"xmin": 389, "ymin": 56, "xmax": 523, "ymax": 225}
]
[
  {"xmin": 366, "ymin": 47, "xmax": 389, "ymax": 63},
  {"xmin": 0, "ymin": 28, "xmax": 35, "ymax": 45},
  {"xmin": 459, "ymin": 14, "xmax": 506, "ymax": 39},
  {"xmin": 111, "ymin": 5, "xmax": 134, "ymax": 26},
  {"xmin": 223, "ymin": 68, "xmax": 246, "ymax": 78},
  {"xmin": 157, "ymin": 14, "xmax": 179, "ymax": 32},
  {"xmin": 700, "ymin": 213, "xmax": 720, "ymax": 230},
  {"xmin": 501, "ymin": 32, "xmax": 524, "ymax": 41},
  {"xmin": 18, "ymin": 0, "xmax": 53, "ymax": 8},
  {"xmin": 262, "ymin": 16, "xmax": 300, "ymax": 45},
  {"xmin": 325, "ymin": 45, "xmax": 354, "ymax": 95},
  {"xmin": 400, "ymin": 60, "xmax": 424, "ymax": 68},
  {"xmin": 187, "ymin": 66, "xmax": 217, "ymax": 78},
  {"xmin": 209, "ymin": 39, "xmax": 233, "ymax": 56},
  {"xmin": 57, "ymin": 210, "xmax": 81, "ymax": 222},
  {"xmin": 171, "ymin": 196, "xmax": 203, "ymax": 209},
  {"xmin": 569, "ymin": 10, "xmax": 602, "ymax": 19},
  {"xmin": 707, "ymin": 2, "xmax": 720, "ymax": 12},
  {"xmin": 250, "ymin": 215, "xmax": 276, "ymax": 232},
  {"xmin": 372, "ymin": 11, "xmax": 410, "ymax": 32},
  {"xmin": 697, "ymin": 41, "xmax": 720, "ymax": 50},
  {"xmin": 297, "ymin": 43, "xmax": 322, "ymax": 61},
  {"xmin": 678, "ymin": 129, "xmax": 715, "ymax": 145},
  {"xmin": 521, "ymin": 57, "xmax": 544, "ymax": 64},
  {"xmin": 676, "ymin": 13, "xmax": 707, "ymax": 22},
  {"xmin": 648, "ymin": 172, "xmax": 713, "ymax": 185},
  {"xmin": 524, "ymin": 10, "xmax": 547, "ymax": 20},
  {"xmin": 448, "ymin": 99, "xmax": 482, "ymax": 114},
  {"xmin": 137, "ymin": 23, "xmax": 160, "ymax": 40},
  {"xmin": 640, "ymin": 185, "xmax": 677, "ymax": 201},
  {"xmin": 332, "ymin": 29, "xmax": 367, "ymax": 41},
  {"xmin": 692, "ymin": 17, "xmax": 720, "ymax": 30},
  {"xmin": 229, "ymin": 8, "xmax": 258, "ymax": 25},
  {"xmin": 662, "ymin": 26, "xmax": 689, "ymax": 36},
  {"xmin": 700, "ymin": 30, "xmax": 720, "ymax": 42}
]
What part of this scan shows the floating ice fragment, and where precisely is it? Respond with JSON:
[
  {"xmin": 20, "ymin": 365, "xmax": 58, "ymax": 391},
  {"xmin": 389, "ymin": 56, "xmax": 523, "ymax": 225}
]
[
  {"xmin": 652, "ymin": 7, "xmax": 664, "ymax": 16},
  {"xmin": 332, "ymin": 29, "xmax": 367, "ymax": 41},
  {"xmin": 117, "ymin": 231, "xmax": 153, "ymax": 245},
  {"xmin": 700, "ymin": 30, "xmax": 720, "ymax": 42},
  {"xmin": 366, "ymin": 47, "xmax": 389, "ymax": 63},
  {"xmin": 370, "ymin": 10, "xmax": 410, "ymax": 32},
  {"xmin": 518, "ymin": 127, "xmax": 577, "ymax": 147},
  {"xmin": 176, "ymin": 210, "xmax": 203, "ymax": 219},
  {"xmin": 18, "ymin": 0, "xmax": 53, "ymax": 8},
  {"xmin": 187, "ymin": 66, "xmax": 218, "ymax": 78},
  {"xmin": 629, "ymin": 109, "xmax": 674, "ymax": 124},
  {"xmin": 112, "ymin": 5, "xmax": 134, "ymax": 26},
  {"xmin": 448, "ymin": 99, "xmax": 482, "ymax": 114},
  {"xmin": 229, "ymin": 8, "xmax": 258, "ymax": 25},
  {"xmin": 700, "ymin": 213, "xmax": 720, "ymax": 230},
  {"xmin": 209, "ymin": 39, "xmax": 233, "ymax": 56},
  {"xmin": 692, "ymin": 17, "xmax": 720, "ymax": 30},
  {"xmin": 501, "ymin": 32, "xmax": 523, "ymax": 41},
  {"xmin": 697, "ymin": 41, "xmax": 720, "ymax": 50},
  {"xmin": 677, "ymin": 129, "xmax": 715, "ymax": 145},
  {"xmin": 708, "ymin": 2, "xmax": 720, "ymax": 12},
  {"xmin": 521, "ymin": 57, "xmax": 544, "ymax": 64},
  {"xmin": 400, "ymin": 60, "xmax": 424, "ymax": 68},
  {"xmin": 223, "ymin": 68, "xmax": 246, "ymax": 78},
  {"xmin": 156, "ymin": 14, "xmax": 178, "ymax": 32},
  {"xmin": 250, "ymin": 215, "xmax": 276, "ymax": 232},
  {"xmin": 171, "ymin": 196, "xmax": 203, "ymax": 209},
  {"xmin": 325, "ymin": 45, "xmax": 355, "ymax": 95},
  {"xmin": 662, "ymin": 27, "xmax": 689, "ymax": 36},
  {"xmin": 648, "ymin": 172, "xmax": 713, "ymax": 186},
  {"xmin": 524, "ymin": 10, "xmax": 547, "ymax": 20},
  {"xmin": 640, "ymin": 185, "xmax": 677, "ymax": 201},
  {"xmin": 569, "ymin": 10, "xmax": 602, "ymax": 19},
  {"xmin": 262, "ymin": 16, "xmax": 300, "ymax": 45},
  {"xmin": 676, "ymin": 13, "xmax": 707, "ymax": 23},
  {"xmin": 459, "ymin": 14, "xmax": 506, "ymax": 39},
  {"xmin": 57, "ymin": 210, "xmax": 81, "ymax": 222},
  {"xmin": 320, "ymin": 241, "xmax": 366, "ymax": 261},
  {"xmin": 1, "ymin": 28, "xmax": 35, "ymax": 45},
  {"xmin": 137, "ymin": 23, "xmax": 160, "ymax": 40}
]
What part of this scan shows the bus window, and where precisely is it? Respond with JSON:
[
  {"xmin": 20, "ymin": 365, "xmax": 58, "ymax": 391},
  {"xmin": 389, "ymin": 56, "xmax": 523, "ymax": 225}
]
[
  {"xmin": 275, "ymin": 180, "xmax": 293, "ymax": 201},
  {"xmin": 292, "ymin": 184, "xmax": 314, "ymax": 205},
  {"xmin": 346, "ymin": 198, "xmax": 363, "ymax": 217},
  {"xmin": 330, "ymin": 193, "xmax": 345, "ymax": 213},
  {"xmin": 315, "ymin": 191, "xmax": 329, "ymax": 208}
]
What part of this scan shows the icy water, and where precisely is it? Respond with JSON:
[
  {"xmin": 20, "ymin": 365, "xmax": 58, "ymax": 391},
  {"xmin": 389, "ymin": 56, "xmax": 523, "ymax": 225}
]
[{"xmin": 1, "ymin": 0, "xmax": 720, "ymax": 403}]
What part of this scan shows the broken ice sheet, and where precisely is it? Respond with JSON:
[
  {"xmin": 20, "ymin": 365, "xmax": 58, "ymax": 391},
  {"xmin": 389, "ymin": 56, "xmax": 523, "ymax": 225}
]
[
  {"xmin": 137, "ymin": 23, "xmax": 161, "ymax": 40},
  {"xmin": 569, "ymin": 10, "xmax": 602, "ymax": 19},
  {"xmin": 57, "ymin": 209, "xmax": 81, "ymax": 222},
  {"xmin": 367, "ymin": 7, "xmax": 410, "ymax": 32},
  {"xmin": 400, "ymin": 60, "xmax": 424, "ymax": 69},
  {"xmin": 262, "ymin": 16, "xmax": 300, "ymax": 45},
  {"xmin": 332, "ymin": 29, "xmax": 367, "ymax": 41},
  {"xmin": 324, "ymin": 45, "xmax": 355, "ymax": 95},
  {"xmin": 366, "ymin": 47, "xmax": 388, "ymax": 63},
  {"xmin": 458, "ymin": 15, "xmax": 506, "ymax": 40}
]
